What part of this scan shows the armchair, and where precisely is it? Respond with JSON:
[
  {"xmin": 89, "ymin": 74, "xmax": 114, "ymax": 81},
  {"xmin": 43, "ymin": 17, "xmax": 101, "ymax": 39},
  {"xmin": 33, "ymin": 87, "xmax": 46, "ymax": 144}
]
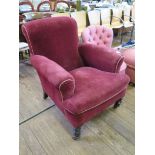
[
  {"xmin": 22, "ymin": 17, "xmax": 129, "ymax": 139},
  {"xmin": 19, "ymin": 1, "xmax": 34, "ymax": 14}
]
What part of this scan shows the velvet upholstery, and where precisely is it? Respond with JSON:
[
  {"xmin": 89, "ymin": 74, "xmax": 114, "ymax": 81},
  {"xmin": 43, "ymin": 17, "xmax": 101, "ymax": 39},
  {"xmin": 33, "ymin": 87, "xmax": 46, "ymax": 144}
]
[
  {"xmin": 22, "ymin": 17, "xmax": 82, "ymax": 71},
  {"xmin": 79, "ymin": 44, "xmax": 124, "ymax": 73},
  {"xmin": 122, "ymin": 48, "xmax": 135, "ymax": 83},
  {"xmin": 82, "ymin": 25, "xmax": 127, "ymax": 73},
  {"xmin": 22, "ymin": 17, "xmax": 129, "ymax": 130},
  {"xmin": 82, "ymin": 25, "xmax": 113, "ymax": 48},
  {"xmin": 31, "ymin": 55, "xmax": 75, "ymax": 101}
]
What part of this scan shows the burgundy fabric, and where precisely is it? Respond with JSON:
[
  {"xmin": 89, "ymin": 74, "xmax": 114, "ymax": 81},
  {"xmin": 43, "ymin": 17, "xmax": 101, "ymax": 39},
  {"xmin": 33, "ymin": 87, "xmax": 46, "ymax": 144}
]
[
  {"xmin": 79, "ymin": 44, "xmax": 124, "ymax": 73},
  {"xmin": 22, "ymin": 17, "xmax": 82, "ymax": 71},
  {"xmin": 65, "ymin": 90, "xmax": 126, "ymax": 128},
  {"xmin": 122, "ymin": 48, "xmax": 135, "ymax": 67},
  {"xmin": 23, "ymin": 17, "xmax": 130, "ymax": 128},
  {"xmin": 122, "ymin": 48, "xmax": 135, "ymax": 83},
  {"xmin": 64, "ymin": 67, "xmax": 129, "ymax": 115},
  {"xmin": 31, "ymin": 55, "xmax": 75, "ymax": 101}
]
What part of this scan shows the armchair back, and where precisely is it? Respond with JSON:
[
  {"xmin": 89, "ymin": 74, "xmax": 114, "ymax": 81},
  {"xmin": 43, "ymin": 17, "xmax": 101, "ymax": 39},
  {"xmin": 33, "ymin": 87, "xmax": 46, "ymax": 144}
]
[{"xmin": 22, "ymin": 17, "xmax": 82, "ymax": 71}]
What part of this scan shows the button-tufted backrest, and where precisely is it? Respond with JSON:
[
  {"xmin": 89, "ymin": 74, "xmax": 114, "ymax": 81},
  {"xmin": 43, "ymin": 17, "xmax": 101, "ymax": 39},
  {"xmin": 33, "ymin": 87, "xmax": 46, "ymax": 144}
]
[{"xmin": 82, "ymin": 25, "xmax": 113, "ymax": 48}]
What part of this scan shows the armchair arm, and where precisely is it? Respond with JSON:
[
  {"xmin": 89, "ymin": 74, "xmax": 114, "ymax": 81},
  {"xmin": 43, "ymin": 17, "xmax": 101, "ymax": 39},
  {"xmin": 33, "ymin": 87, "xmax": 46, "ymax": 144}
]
[
  {"xmin": 30, "ymin": 55, "xmax": 75, "ymax": 101},
  {"xmin": 78, "ymin": 44, "xmax": 124, "ymax": 73}
]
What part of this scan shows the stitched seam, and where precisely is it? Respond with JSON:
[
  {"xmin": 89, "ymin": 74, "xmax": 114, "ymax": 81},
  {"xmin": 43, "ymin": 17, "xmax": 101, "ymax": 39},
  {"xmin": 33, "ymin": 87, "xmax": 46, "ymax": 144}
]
[
  {"xmin": 115, "ymin": 56, "xmax": 123, "ymax": 72},
  {"xmin": 22, "ymin": 25, "xmax": 34, "ymax": 55},
  {"xmin": 127, "ymin": 64, "xmax": 135, "ymax": 69},
  {"xmin": 59, "ymin": 79, "xmax": 75, "ymax": 102},
  {"xmin": 64, "ymin": 88, "xmax": 126, "ymax": 115}
]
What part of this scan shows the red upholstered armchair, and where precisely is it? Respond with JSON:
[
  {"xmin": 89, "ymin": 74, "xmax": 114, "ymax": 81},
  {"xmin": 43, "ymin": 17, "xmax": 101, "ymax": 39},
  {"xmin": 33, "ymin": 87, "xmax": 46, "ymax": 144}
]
[{"xmin": 22, "ymin": 17, "xmax": 129, "ymax": 140}]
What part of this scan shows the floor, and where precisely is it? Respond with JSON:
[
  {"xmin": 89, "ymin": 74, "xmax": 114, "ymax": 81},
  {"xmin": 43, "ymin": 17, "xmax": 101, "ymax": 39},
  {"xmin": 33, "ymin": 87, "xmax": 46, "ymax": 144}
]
[{"xmin": 19, "ymin": 62, "xmax": 135, "ymax": 155}]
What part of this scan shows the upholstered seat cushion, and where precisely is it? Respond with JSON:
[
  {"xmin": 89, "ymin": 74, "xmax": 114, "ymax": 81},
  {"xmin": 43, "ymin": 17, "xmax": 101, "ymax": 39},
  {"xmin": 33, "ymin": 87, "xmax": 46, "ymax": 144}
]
[{"xmin": 64, "ymin": 67, "xmax": 129, "ymax": 115}]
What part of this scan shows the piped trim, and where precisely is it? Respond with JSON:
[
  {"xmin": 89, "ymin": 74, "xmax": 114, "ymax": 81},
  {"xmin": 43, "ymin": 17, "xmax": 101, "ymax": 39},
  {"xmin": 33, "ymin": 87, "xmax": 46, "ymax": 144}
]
[
  {"xmin": 22, "ymin": 25, "xmax": 34, "ymax": 55},
  {"xmin": 127, "ymin": 64, "xmax": 135, "ymax": 70},
  {"xmin": 115, "ymin": 56, "xmax": 123, "ymax": 73},
  {"xmin": 59, "ymin": 79, "xmax": 75, "ymax": 102},
  {"xmin": 64, "ymin": 87, "xmax": 126, "ymax": 115}
]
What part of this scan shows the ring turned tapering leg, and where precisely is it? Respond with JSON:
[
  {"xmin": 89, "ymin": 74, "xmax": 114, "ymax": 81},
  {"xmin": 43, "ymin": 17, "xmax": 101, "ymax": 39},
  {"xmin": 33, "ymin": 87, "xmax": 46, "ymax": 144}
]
[
  {"xmin": 72, "ymin": 127, "xmax": 81, "ymax": 140},
  {"xmin": 43, "ymin": 91, "xmax": 48, "ymax": 99},
  {"xmin": 114, "ymin": 99, "xmax": 122, "ymax": 109}
]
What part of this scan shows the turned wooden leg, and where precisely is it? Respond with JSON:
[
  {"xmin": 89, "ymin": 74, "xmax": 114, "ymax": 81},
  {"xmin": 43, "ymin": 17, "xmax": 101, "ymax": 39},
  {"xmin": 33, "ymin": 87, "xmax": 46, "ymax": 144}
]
[
  {"xmin": 121, "ymin": 27, "xmax": 124, "ymax": 44},
  {"xmin": 72, "ymin": 127, "xmax": 81, "ymax": 140},
  {"xmin": 43, "ymin": 91, "xmax": 48, "ymax": 99},
  {"xmin": 114, "ymin": 99, "xmax": 122, "ymax": 109},
  {"xmin": 129, "ymin": 82, "xmax": 135, "ymax": 87}
]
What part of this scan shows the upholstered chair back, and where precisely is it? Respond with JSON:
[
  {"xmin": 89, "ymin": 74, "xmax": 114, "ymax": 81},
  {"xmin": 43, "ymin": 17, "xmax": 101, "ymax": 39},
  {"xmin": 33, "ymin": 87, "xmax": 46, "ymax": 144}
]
[
  {"xmin": 22, "ymin": 17, "xmax": 82, "ymax": 71},
  {"xmin": 19, "ymin": 1, "xmax": 35, "ymax": 13},
  {"xmin": 52, "ymin": 12, "xmax": 70, "ymax": 17},
  {"xmin": 88, "ymin": 10, "xmax": 101, "ymax": 26},
  {"xmin": 123, "ymin": 5, "xmax": 131, "ymax": 22},
  {"xmin": 37, "ymin": 1, "xmax": 51, "ymax": 12},
  {"xmin": 82, "ymin": 25, "xmax": 113, "ymax": 48},
  {"xmin": 101, "ymin": 8, "xmax": 111, "ymax": 28},
  {"xmin": 131, "ymin": 2, "xmax": 135, "ymax": 20},
  {"xmin": 71, "ymin": 11, "xmax": 86, "ymax": 37},
  {"xmin": 111, "ymin": 8, "xmax": 123, "ymax": 25}
]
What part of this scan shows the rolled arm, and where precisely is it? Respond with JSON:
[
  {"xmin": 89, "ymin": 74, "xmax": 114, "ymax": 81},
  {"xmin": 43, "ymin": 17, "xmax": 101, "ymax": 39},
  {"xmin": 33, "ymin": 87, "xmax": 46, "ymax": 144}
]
[
  {"xmin": 78, "ymin": 44, "xmax": 124, "ymax": 73},
  {"xmin": 30, "ymin": 55, "xmax": 75, "ymax": 101}
]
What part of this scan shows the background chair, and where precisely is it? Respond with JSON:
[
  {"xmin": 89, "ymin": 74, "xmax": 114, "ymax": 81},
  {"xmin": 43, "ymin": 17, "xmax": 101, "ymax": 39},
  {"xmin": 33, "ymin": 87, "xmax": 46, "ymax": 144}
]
[
  {"xmin": 122, "ymin": 4, "xmax": 135, "ymax": 41},
  {"xmin": 37, "ymin": 1, "xmax": 52, "ymax": 12},
  {"xmin": 22, "ymin": 17, "xmax": 129, "ymax": 139},
  {"xmin": 54, "ymin": 0, "xmax": 70, "ymax": 11},
  {"xmin": 81, "ymin": 25, "xmax": 127, "ymax": 73},
  {"xmin": 100, "ymin": 8, "xmax": 112, "ymax": 28},
  {"xmin": 52, "ymin": 12, "xmax": 70, "ymax": 17},
  {"xmin": 131, "ymin": 2, "xmax": 135, "ymax": 20},
  {"xmin": 122, "ymin": 48, "xmax": 135, "ymax": 84},
  {"xmin": 111, "ymin": 7, "xmax": 125, "ymax": 43},
  {"xmin": 88, "ymin": 10, "xmax": 101, "ymax": 26},
  {"xmin": 19, "ymin": 1, "xmax": 34, "ymax": 14},
  {"xmin": 71, "ymin": 11, "xmax": 86, "ymax": 37}
]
